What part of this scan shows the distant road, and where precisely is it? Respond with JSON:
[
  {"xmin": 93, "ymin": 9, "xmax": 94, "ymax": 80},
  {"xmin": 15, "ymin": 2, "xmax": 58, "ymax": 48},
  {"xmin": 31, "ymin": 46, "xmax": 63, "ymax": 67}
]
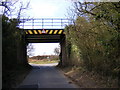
[{"xmin": 17, "ymin": 63, "xmax": 79, "ymax": 88}]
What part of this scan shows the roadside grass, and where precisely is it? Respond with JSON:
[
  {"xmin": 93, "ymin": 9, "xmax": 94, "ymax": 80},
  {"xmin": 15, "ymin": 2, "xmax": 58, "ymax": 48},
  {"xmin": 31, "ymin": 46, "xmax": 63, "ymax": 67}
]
[
  {"xmin": 28, "ymin": 59, "xmax": 59, "ymax": 64},
  {"xmin": 59, "ymin": 66, "xmax": 118, "ymax": 88}
]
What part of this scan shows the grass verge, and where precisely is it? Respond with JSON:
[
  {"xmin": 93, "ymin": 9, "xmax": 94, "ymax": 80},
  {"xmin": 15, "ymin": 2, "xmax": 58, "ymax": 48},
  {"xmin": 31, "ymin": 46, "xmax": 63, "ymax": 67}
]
[
  {"xmin": 28, "ymin": 59, "xmax": 59, "ymax": 64},
  {"xmin": 58, "ymin": 66, "xmax": 119, "ymax": 88}
]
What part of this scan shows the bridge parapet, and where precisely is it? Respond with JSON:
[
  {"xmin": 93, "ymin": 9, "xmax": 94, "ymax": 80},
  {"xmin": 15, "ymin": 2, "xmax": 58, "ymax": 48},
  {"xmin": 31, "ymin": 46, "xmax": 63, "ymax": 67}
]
[{"xmin": 19, "ymin": 18, "xmax": 72, "ymax": 29}]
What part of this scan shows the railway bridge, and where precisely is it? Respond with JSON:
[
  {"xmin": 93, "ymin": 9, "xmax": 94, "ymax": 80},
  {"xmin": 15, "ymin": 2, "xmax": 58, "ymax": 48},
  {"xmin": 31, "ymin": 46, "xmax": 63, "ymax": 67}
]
[{"xmin": 18, "ymin": 18, "xmax": 71, "ymax": 66}]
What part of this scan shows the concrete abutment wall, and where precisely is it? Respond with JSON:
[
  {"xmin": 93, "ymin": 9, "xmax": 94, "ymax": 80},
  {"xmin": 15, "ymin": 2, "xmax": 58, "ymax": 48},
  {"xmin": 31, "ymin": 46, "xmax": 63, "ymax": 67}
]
[
  {"xmin": 17, "ymin": 35, "xmax": 28, "ymax": 66},
  {"xmin": 59, "ymin": 35, "xmax": 68, "ymax": 67}
]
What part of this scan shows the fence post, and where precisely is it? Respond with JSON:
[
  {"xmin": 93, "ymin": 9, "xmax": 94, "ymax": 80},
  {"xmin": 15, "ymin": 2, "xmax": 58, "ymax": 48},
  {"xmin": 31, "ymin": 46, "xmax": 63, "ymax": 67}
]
[
  {"xmin": 52, "ymin": 19, "xmax": 53, "ymax": 28},
  {"xmin": 42, "ymin": 19, "xmax": 44, "ymax": 29},
  {"xmin": 32, "ymin": 19, "xmax": 34, "ymax": 29},
  {"xmin": 61, "ymin": 19, "xmax": 62, "ymax": 28},
  {"xmin": 23, "ymin": 18, "xmax": 24, "ymax": 29}
]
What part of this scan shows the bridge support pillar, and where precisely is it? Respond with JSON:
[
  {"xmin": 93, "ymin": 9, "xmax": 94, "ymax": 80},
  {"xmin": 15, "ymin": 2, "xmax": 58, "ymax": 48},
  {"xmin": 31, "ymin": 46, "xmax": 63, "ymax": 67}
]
[
  {"xmin": 59, "ymin": 35, "xmax": 68, "ymax": 67},
  {"xmin": 17, "ymin": 35, "xmax": 28, "ymax": 66}
]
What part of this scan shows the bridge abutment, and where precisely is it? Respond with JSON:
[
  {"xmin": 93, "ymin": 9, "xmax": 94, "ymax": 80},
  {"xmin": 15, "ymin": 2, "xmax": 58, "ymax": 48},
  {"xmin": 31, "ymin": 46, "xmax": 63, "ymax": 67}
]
[
  {"xmin": 18, "ymin": 18, "xmax": 70, "ymax": 67},
  {"xmin": 59, "ymin": 35, "xmax": 68, "ymax": 67},
  {"xmin": 17, "ymin": 35, "xmax": 28, "ymax": 66}
]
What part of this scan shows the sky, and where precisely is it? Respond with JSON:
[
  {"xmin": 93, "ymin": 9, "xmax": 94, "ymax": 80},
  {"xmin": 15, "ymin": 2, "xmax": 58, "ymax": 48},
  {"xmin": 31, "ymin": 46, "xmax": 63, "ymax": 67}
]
[
  {"xmin": 30, "ymin": 43, "xmax": 60, "ymax": 56},
  {"xmin": 26, "ymin": 0, "xmax": 73, "ymax": 56},
  {"xmin": 28, "ymin": 0, "xmax": 72, "ymax": 18}
]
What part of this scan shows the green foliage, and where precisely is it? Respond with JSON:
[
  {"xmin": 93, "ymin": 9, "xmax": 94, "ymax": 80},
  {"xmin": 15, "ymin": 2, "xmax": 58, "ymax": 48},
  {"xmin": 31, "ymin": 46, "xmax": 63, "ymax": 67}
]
[
  {"xmin": 2, "ymin": 15, "xmax": 29, "ymax": 88},
  {"xmin": 66, "ymin": 2, "xmax": 120, "ymax": 80},
  {"xmin": 2, "ymin": 15, "xmax": 20, "ymax": 68}
]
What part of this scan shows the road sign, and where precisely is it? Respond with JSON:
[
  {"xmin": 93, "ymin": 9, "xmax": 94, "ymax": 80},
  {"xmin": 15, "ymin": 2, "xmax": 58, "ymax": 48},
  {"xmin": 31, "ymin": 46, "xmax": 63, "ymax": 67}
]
[{"xmin": 42, "ymin": 29, "xmax": 46, "ymax": 34}]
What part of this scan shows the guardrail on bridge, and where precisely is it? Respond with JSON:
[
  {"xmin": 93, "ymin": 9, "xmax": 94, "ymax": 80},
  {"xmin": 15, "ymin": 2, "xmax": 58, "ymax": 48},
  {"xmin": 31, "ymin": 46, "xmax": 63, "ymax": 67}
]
[{"xmin": 19, "ymin": 18, "xmax": 72, "ymax": 29}]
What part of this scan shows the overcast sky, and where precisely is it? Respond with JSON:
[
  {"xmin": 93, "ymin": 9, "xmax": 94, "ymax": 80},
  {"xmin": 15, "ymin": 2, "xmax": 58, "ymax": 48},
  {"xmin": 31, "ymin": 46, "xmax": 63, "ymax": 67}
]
[{"xmin": 28, "ymin": 0, "xmax": 72, "ymax": 18}]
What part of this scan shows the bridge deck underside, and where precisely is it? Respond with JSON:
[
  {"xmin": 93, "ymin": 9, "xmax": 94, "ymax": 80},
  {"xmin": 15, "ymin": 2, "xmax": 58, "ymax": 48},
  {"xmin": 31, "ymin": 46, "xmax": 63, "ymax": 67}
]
[{"xmin": 26, "ymin": 34, "xmax": 64, "ymax": 43}]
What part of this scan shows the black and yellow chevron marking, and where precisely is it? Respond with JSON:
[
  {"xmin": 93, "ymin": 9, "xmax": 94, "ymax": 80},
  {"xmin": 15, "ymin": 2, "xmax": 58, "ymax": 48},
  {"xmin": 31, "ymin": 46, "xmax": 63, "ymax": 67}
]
[{"xmin": 25, "ymin": 29, "xmax": 64, "ymax": 35}]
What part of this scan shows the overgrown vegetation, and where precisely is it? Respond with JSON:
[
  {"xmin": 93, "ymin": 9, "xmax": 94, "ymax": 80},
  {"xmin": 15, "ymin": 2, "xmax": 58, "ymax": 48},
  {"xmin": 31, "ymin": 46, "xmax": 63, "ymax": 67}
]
[
  {"xmin": 65, "ymin": 2, "xmax": 120, "ymax": 87},
  {"xmin": 2, "ymin": 0, "xmax": 31, "ymax": 88},
  {"xmin": 2, "ymin": 15, "xmax": 31, "ymax": 88},
  {"xmin": 2, "ymin": 15, "xmax": 32, "ymax": 88}
]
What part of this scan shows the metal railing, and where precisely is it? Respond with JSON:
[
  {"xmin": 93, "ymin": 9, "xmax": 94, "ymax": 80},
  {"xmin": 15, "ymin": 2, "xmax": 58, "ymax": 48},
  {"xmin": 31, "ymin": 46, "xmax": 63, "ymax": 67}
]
[{"xmin": 18, "ymin": 18, "xmax": 72, "ymax": 29}]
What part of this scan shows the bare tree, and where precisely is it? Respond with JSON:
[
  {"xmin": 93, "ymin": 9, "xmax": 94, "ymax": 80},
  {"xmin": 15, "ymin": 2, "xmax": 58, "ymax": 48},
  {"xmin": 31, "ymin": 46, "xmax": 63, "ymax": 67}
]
[
  {"xmin": 17, "ymin": 1, "xmax": 30, "ymax": 19},
  {"xmin": 73, "ymin": 2, "xmax": 96, "ymax": 16},
  {"xmin": 0, "ymin": 0, "xmax": 30, "ymax": 18},
  {"xmin": 54, "ymin": 47, "xmax": 60, "ymax": 55},
  {"xmin": 27, "ymin": 43, "xmax": 34, "ymax": 57},
  {"xmin": 0, "ymin": 0, "xmax": 18, "ymax": 16}
]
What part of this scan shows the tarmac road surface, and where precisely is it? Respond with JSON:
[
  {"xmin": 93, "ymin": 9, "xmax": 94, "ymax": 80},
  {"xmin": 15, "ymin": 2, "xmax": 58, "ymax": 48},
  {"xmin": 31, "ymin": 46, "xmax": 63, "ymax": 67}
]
[{"xmin": 17, "ymin": 63, "xmax": 79, "ymax": 88}]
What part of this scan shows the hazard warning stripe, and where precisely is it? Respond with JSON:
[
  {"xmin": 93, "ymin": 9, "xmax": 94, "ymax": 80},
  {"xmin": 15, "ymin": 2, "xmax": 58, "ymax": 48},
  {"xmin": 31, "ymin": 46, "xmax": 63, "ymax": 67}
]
[
  {"xmin": 46, "ymin": 30, "xmax": 49, "ymax": 33},
  {"xmin": 38, "ymin": 30, "xmax": 42, "ymax": 34},
  {"xmin": 58, "ymin": 30, "xmax": 63, "ymax": 34},
  {"xmin": 49, "ymin": 30, "xmax": 53, "ymax": 34},
  {"xmin": 26, "ymin": 31, "xmax": 28, "ymax": 34},
  {"xmin": 25, "ymin": 29, "xmax": 64, "ymax": 35},
  {"xmin": 54, "ymin": 30, "xmax": 58, "ymax": 34},
  {"xmin": 34, "ymin": 30, "xmax": 38, "ymax": 34},
  {"xmin": 28, "ymin": 30, "xmax": 33, "ymax": 34}
]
